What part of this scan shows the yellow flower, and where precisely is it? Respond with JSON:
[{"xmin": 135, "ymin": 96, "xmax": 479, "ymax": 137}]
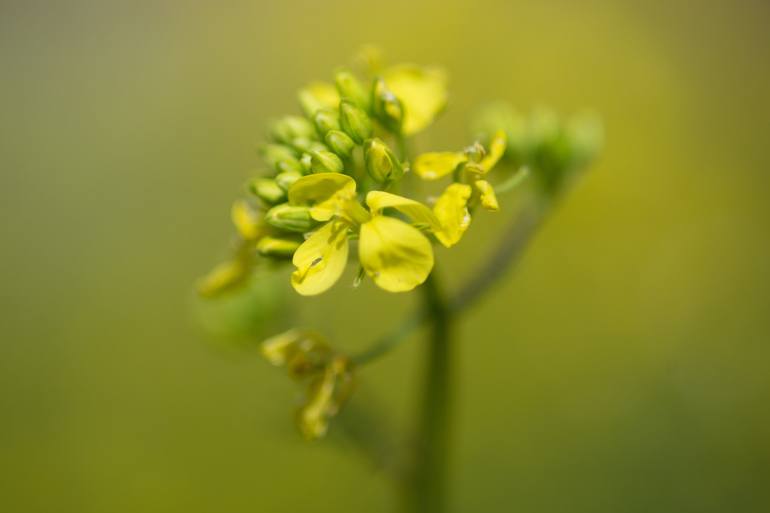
[
  {"xmin": 196, "ymin": 200, "xmax": 264, "ymax": 297},
  {"xmin": 287, "ymin": 174, "xmax": 440, "ymax": 295},
  {"xmin": 290, "ymin": 218, "xmax": 351, "ymax": 296},
  {"xmin": 231, "ymin": 199, "xmax": 264, "ymax": 240},
  {"xmin": 261, "ymin": 329, "xmax": 353, "ymax": 439},
  {"xmin": 262, "ymin": 328, "xmax": 333, "ymax": 379},
  {"xmin": 297, "ymin": 82, "xmax": 340, "ymax": 117},
  {"xmin": 432, "ymin": 183, "xmax": 473, "ymax": 247},
  {"xmin": 411, "ymin": 130, "xmax": 507, "ymax": 245},
  {"xmin": 381, "ymin": 64, "xmax": 448, "ymax": 136},
  {"xmin": 297, "ymin": 356, "xmax": 353, "ymax": 440}
]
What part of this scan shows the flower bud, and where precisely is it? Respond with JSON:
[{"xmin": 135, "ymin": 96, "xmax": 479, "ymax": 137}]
[
  {"xmin": 371, "ymin": 78, "xmax": 403, "ymax": 133},
  {"xmin": 335, "ymin": 70, "xmax": 370, "ymax": 111},
  {"xmin": 256, "ymin": 236, "xmax": 302, "ymax": 258},
  {"xmin": 298, "ymin": 82, "xmax": 340, "ymax": 117},
  {"xmin": 364, "ymin": 138, "xmax": 403, "ymax": 183},
  {"xmin": 271, "ymin": 116, "xmax": 316, "ymax": 144},
  {"xmin": 324, "ymin": 130, "xmax": 355, "ymax": 159},
  {"xmin": 276, "ymin": 158, "xmax": 304, "ymax": 175},
  {"xmin": 249, "ymin": 178, "xmax": 286, "ymax": 205},
  {"xmin": 464, "ymin": 142, "xmax": 486, "ymax": 163},
  {"xmin": 261, "ymin": 144, "xmax": 299, "ymax": 170},
  {"xmin": 313, "ymin": 109, "xmax": 340, "ymax": 138},
  {"xmin": 291, "ymin": 137, "xmax": 328, "ymax": 155},
  {"xmin": 265, "ymin": 204, "xmax": 316, "ymax": 233},
  {"xmin": 300, "ymin": 153, "xmax": 313, "ymax": 173},
  {"xmin": 310, "ymin": 150, "xmax": 344, "ymax": 173},
  {"xmin": 275, "ymin": 170, "xmax": 303, "ymax": 191},
  {"xmin": 339, "ymin": 100, "xmax": 372, "ymax": 144}
]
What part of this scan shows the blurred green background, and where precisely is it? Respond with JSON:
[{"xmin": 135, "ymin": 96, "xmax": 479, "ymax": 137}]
[{"xmin": 2, "ymin": 1, "xmax": 769, "ymax": 512}]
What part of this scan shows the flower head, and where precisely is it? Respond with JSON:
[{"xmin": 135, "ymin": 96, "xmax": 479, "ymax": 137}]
[{"xmin": 198, "ymin": 52, "xmax": 507, "ymax": 300}]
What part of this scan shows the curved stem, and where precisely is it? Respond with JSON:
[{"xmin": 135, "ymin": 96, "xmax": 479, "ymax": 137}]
[
  {"xmin": 352, "ymin": 195, "xmax": 551, "ymax": 366},
  {"xmin": 450, "ymin": 196, "xmax": 548, "ymax": 313},
  {"xmin": 351, "ymin": 310, "xmax": 422, "ymax": 365},
  {"xmin": 404, "ymin": 271, "xmax": 452, "ymax": 513}
]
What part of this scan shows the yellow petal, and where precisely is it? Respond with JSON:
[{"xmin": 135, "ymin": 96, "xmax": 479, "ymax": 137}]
[
  {"xmin": 413, "ymin": 151, "xmax": 467, "ymax": 180},
  {"xmin": 262, "ymin": 328, "xmax": 333, "ymax": 378},
  {"xmin": 475, "ymin": 180, "xmax": 499, "ymax": 211},
  {"xmin": 196, "ymin": 259, "xmax": 248, "ymax": 297},
  {"xmin": 365, "ymin": 191, "xmax": 442, "ymax": 232},
  {"xmin": 297, "ymin": 357, "xmax": 353, "ymax": 440},
  {"xmin": 288, "ymin": 173, "xmax": 357, "ymax": 222},
  {"xmin": 433, "ymin": 183, "xmax": 473, "ymax": 247},
  {"xmin": 382, "ymin": 65, "xmax": 448, "ymax": 135},
  {"xmin": 291, "ymin": 220, "xmax": 350, "ymax": 296},
  {"xmin": 359, "ymin": 216, "xmax": 433, "ymax": 292},
  {"xmin": 231, "ymin": 199, "xmax": 263, "ymax": 240},
  {"xmin": 479, "ymin": 130, "xmax": 507, "ymax": 172},
  {"xmin": 298, "ymin": 82, "xmax": 340, "ymax": 117},
  {"xmin": 261, "ymin": 328, "xmax": 305, "ymax": 367}
]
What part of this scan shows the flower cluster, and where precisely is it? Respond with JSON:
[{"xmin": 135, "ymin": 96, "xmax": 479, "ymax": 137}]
[
  {"xmin": 198, "ymin": 56, "xmax": 508, "ymax": 298},
  {"xmin": 195, "ymin": 53, "xmax": 549, "ymax": 440}
]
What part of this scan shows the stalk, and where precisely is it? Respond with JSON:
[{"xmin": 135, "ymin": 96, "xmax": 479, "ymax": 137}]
[{"xmin": 404, "ymin": 271, "xmax": 453, "ymax": 513}]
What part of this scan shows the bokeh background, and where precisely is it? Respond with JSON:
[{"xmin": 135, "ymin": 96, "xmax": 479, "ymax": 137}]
[{"xmin": 2, "ymin": 1, "xmax": 769, "ymax": 512}]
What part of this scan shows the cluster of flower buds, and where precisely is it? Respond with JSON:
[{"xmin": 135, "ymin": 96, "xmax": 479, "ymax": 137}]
[
  {"xmin": 472, "ymin": 103, "xmax": 603, "ymax": 194},
  {"xmin": 261, "ymin": 329, "xmax": 353, "ymax": 439},
  {"xmin": 198, "ymin": 56, "xmax": 514, "ymax": 299}
]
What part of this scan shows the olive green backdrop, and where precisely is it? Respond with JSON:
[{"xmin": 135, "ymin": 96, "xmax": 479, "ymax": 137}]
[{"xmin": 2, "ymin": 1, "xmax": 769, "ymax": 512}]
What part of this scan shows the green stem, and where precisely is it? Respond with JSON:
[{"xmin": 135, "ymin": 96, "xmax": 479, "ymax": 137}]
[
  {"xmin": 352, "ymin": 195, "xmax": 550, "ymax": 366},
  {"xmin": 404, "ymin": 271, "xmax": 452, "ymax": 513}
]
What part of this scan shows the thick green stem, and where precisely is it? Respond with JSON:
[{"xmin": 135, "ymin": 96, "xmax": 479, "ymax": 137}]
[{"xmin": 404, "ymin": 271, "xmax": 452, "ymax": 513}]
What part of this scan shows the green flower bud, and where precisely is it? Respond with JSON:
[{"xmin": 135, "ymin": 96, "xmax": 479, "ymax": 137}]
[
  {"xmin": 275, "ymin": 170, "xmax": 303, "ymax": 191},
  {"xmin": 310, "ymin": 150, "xmax": 344, "ymax": 173},
  {"xmin": 371, "ymin": 78, "xmax": 403, "ymax": 133},
  {"xmin": 324, "ymin": 130, "xmax": 355, "ymax": 159},
  {"xmin": 291, "ymin": 137, "xmax": 328, "ymax": 155},
  {"xmin": 313, "ymin": 109, "xmax": 340, "ymax": 138},
  {"xmin": 265, "ymin": 204, "xmax": 317, "ymax": 233},
  {"xmin": 271, "ymin": 116, "xmax": 317, "ymax": 144},
  {"xmin": 249, "ymin": 178, "xmax": 286, "ymax": 204},
  {"xmin": 364, "ymin": 138, "xmax": 403, "ymax": 183},
  {"xmin": 276, "ymin": 158, "xmax": 304, "ymax": 175},
  {"xmin": 261, "ymin": 144, "xmax": 299, "ymax": 169},
  {"xmin": 339, "ymin": 100, "xmax": 372, "ymax": 144},
  {"xmin": 300, "ymin": 153, "xmax": 313, "ymax": 173},
  {"xmin": 335, "ymin": 70, "xmax": 370, "ymax": 111},
  {"xmin": 256, "ymin": 236, "xmax": 301, "ymax": 258}
]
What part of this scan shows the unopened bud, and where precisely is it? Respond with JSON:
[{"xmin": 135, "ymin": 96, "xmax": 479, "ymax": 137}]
[
  {"xmin": 275, "ymin": 170, "xmax": 303, "ymax": 191},
  {"xmin": 313, "ymin": 109, "xmax": 341, "ymax": 138},
  {"xmin": 325, "ymin": 130, "xmax": 355, "ymax": 159},
  {"xmin": 300, "ymin": 153, "xmax": 313, "ymax": 173},
  {"xmin": 364, "ymin": 138, "xmax": 403, "ymax": 183},
  {"xmin": 464, "ymin": 142, "xmax": 486, "ymax": 162},
  {"xmin": 271, "ymin": 116, "xmax": 316, "ymax": 144},
  {"xmin": 335, "ymin": 70, "xmax": 370, "ymax": 111},
  {"xmin": 371, "ymin": 78, "xmax": 403, "ymax": 133},
  {"xmin": 310, "ymin": 150, "xmax": 344, "ymax": 173},
  {"xmin": 256, "ymin": 236, "xmax": 302, "ymax": 258},
  {"xmin": 265, "ymin": 204, "xmax": 316, "ymax": 232},
  {"xmin": 292, "ymin": 137, "xmax": 327, "ymax": 155},
  {"xmin": 249, "ymin": 178, "xmax": 286, "ymax": 204},
  {"xmin": 261, "ymin": 144, "xmax": 300, "ymax": 171},
  {"xmin": 339, "ymin": 100, "xmax": 372, "ymax": 144},
  {"xmin": 276, "ymin": 158, "xmax": 304, "ymax": 175}
]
